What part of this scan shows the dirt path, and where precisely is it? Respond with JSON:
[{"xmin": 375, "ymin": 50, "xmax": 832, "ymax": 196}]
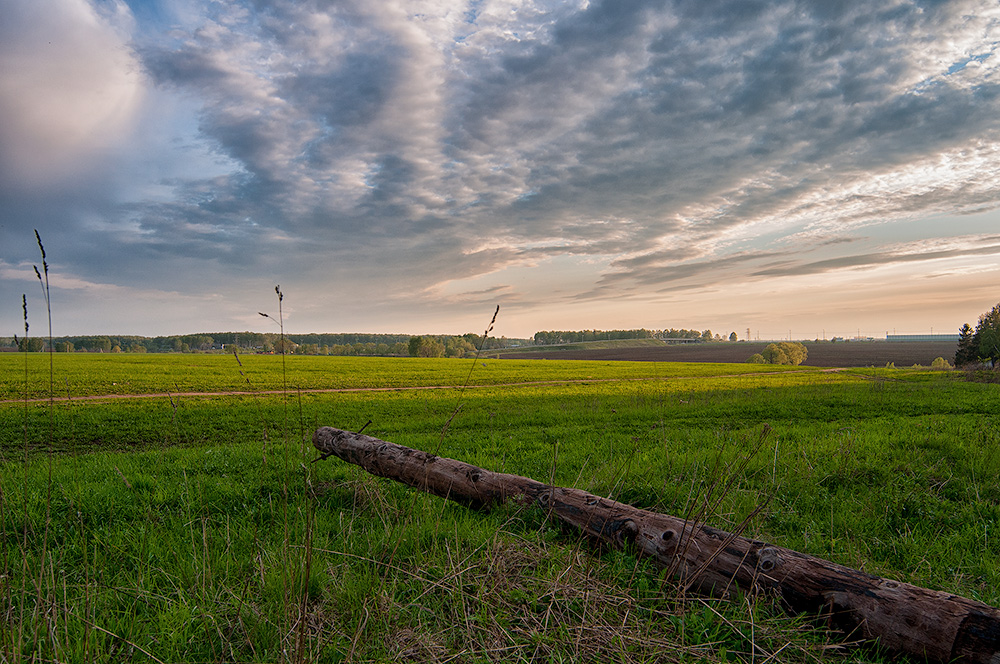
[{"xmin": 1, "ymin": 368, "xmax": 850, "ymax": 405}]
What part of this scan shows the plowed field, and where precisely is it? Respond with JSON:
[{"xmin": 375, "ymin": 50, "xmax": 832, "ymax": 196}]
[{"xmin": 501, "ymin": 340, "xmax": 958, "ymax": 367}]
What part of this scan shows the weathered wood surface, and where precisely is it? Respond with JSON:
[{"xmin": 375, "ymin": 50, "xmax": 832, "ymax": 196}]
[{"xmin": 313, "ymin": 426, "xmax": 1000, "ymax": 663}]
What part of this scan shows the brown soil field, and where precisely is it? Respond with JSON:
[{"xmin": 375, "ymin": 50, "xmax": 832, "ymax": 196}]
[{"xmin": 501, "ymin": 341, "xmax": 959, "ymax": 368}]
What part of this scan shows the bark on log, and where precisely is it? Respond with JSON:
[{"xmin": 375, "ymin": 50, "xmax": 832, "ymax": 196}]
[{"xmin": 313, "ymin": 426, "xmax": 1000, "ymax": 663}]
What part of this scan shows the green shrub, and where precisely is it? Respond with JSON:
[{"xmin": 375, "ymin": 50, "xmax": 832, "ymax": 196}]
[{"xmin": 761, "ymin": 342, "xmax": 808, "ymax": 365}]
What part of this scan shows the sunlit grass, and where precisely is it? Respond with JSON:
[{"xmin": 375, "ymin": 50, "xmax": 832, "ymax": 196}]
[
  {"xmin": 2, "ymin": 355, "xmax": 997, "ymax": 662},
  {"xmin": 0, "ymin": 353, "xmax": 814, "ymax": 401}
]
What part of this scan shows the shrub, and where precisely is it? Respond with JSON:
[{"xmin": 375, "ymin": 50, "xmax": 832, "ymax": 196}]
[
  {"xmin": 746, "ymin": 353, "xmax": 767, "ymax": 364},
  {"xmin": 761, "ymin": 342, "xmax": 808, "ymax": 365}
]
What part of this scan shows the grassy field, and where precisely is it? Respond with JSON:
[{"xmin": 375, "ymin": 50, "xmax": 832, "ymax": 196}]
[
  {"xmin": 1, "ymin": 353, "xmax": 998, "ymax": 662},
  {"xmin": 0, "ymin": 353, "xmax": 812, "ymax": 402}
]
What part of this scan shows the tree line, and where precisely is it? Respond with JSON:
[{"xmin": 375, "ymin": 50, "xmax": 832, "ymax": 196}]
[
  {"xmin": 0, "ymin": 331, "xmax": 527, "ymax": 357},
  {"xmin": 532, "ymin": 328, "xmax": 735, "ymax": 345},
  {"xmin": 3, "ymin": 326, "xmax": 747, "ymax": 355},
  {"xmin": 955, "ymin": 302, "xmax": 1000, "ymax": 367}
]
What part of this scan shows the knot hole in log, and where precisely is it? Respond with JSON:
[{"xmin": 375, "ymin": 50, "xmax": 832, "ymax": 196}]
[
  {"xmin": 757, "ymin": 547, "xmax": 783, "ymax": 573},
  {"xmin": 657, "ymin": 529, "xmax": 679, "ymax": 557},
  {"xmin": 615, "ymin": 519, "xmax": 639, "ymax": 546}
]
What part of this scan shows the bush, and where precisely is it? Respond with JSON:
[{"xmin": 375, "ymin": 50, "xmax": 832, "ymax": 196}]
[
  {"xmin": 761, "ymin": 342, "xmax": 808, "ymax": 365},
  {"xmin": 930, "ymin": 357, "xmax": 952, "ymax": 369},
  {"xmin": 746, "ymin": 353, "xmax": 767, "ymax": 364}
]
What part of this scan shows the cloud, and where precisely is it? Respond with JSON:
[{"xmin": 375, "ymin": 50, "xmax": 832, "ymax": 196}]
[
  {"xmin": 752, "ymin": 235, "xmax": 1000, "ymax": 278},
  {"xmin": 136, "ymin": 0, "xmax": 1000, "ymax": 254},
  {"xmin": 3, "ymin": 0, "xmax": 1000, "ymax": 336},
  {"xmin": 0, "ymin": 0, "xmax": 144, "ymax": 192}
]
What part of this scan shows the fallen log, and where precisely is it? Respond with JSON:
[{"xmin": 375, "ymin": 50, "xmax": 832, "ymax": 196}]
[{"xmin": 313, "ymin": 426, "xmax": 1000, "ymax": 663}]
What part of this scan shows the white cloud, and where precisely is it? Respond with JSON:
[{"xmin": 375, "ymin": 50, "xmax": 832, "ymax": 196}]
[{"xmin": 0, "ymin": 0, "xmax": 144, "ymax": 191}]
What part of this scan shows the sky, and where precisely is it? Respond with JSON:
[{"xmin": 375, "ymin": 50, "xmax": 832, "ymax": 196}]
[{"xmin": 2, "ymin": 0, "xmax": 1000, "ymax": 341}]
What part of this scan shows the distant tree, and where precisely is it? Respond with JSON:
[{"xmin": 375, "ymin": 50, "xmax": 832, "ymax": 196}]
[
  {"xmin": 700, "ymin": 329, "xmax": 713, "ymax": 341},
  {"xmin": 976, "ymin": 302, "xmax": 1000, "ymax": 364},
  {"xmin": 17, "ymin": 337, "xmax": 44, "ymax": 352},
  {"xmin": 273, "ymin": 338, "xmax": 297, "ymax": 354},
  {"xmin": 956, "ymin": 303, "xmax": 1000, "ymax": 366},
  {"xmin": 189, "ymin": 335, "xmax": 214, "ymax": 351},
  {"xmin": 408, "ymin": 336, "xmax": 446, "ymax": 357},
  {"xmin": 128, "ymin": 343, "xmax": 146, "ymax": 353},
  {"xmin": 419, "ymin": 337, "xmax": 445, "ymax": 358},
  {"xmin": 762, "ymin": 344, "xmax": 789, "ymax": 365},
  {"xmin": 762, "ymin": 342, "xmax": 808, "ymax": 365},
  {"xmin": 56, "ymin": 341, "xmax": 74, "ymax": 353},
  {"xmin": 746, "ymin": 353, "xmax": 767, "ymax": 364},
  {"xmin": 445, "ymin": 337, "xmax": 476, "ymax": 358},
  {"xmin": 729, "ymin": 332, "xmax": 738, "ymax": 342},
  {"xmin": 955, "ymin": 323, "xmax": 978, "ymax": 367}
]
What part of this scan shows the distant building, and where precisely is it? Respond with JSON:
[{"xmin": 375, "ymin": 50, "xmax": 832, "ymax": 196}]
[{"xmin": 885, "ymin": 334, "xmax": 959, "ymax": 342}]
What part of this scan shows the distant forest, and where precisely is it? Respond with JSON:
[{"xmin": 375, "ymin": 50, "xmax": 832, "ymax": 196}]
[
  {"xmin": 533, "ymin": 328, "xmax": 723, "ymax": 344},
  {"xmin": 1, "ymin": 327, "xmax": 728, "ymax": 357},
  {"xmin": 0, "ymin": 331, "xmax": 526, "ymax": 358}
]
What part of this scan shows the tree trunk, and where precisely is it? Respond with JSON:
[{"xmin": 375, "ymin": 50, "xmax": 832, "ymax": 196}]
[{"xmin": 313, "ymin": 426, "xmax": 1000, "ymax": 663}]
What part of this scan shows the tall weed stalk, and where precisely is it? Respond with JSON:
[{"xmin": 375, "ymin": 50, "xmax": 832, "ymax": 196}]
[
  {"xmin": 5, "ymin": 233, "xmax": 65, "ymax": 662},
  {"xmin": 32, "ymin": 231, "xmax": 55, "ymax": 590},
  {"xmin": 435, "ymin": 305, "xmax": 499, "ymax": 454},
  {"xmin": 260, "ymin": 285, "xmax": 316, "ymax": 662},
  {"xmin": 32, "ymin": 232, "xmax": 58, "ymax": 658}
]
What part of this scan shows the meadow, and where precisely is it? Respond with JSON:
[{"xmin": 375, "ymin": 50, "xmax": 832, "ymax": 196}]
[{"xmin": 1, "ymin": 352, "xmax": 998, "ymax": 663}]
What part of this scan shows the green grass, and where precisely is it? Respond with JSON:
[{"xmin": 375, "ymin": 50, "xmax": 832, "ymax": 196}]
[
  {"xmin": 0, "ymin": 353, "xmax": 813, "ymax": 401},
  {"xmin": 1, "ymin": 355, "xmax": 998, "ymax": 662}
]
